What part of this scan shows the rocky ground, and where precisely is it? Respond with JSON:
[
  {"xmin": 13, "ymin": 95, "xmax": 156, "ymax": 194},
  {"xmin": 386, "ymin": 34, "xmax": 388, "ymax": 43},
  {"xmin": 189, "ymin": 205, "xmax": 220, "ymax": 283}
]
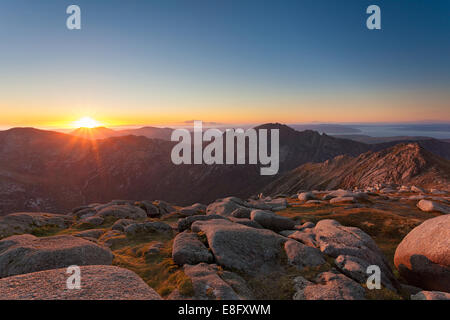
[{"xmin": 0, "ymin": 185, "xmax": 449, "ymax": 300}]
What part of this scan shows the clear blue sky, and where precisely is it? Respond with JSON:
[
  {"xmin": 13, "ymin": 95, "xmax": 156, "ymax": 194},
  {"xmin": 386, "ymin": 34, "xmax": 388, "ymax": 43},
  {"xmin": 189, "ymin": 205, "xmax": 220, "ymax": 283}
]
[{"xmin": 0, "ymin": 0, "xmax": 449, "ymax": 128}]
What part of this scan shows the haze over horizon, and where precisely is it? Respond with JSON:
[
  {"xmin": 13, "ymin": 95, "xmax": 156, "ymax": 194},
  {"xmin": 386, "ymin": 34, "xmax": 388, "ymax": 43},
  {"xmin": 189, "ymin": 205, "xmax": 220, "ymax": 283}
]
[{"xmin": 0, "ymin": 0, "xmax": 449, "ymax": 128}]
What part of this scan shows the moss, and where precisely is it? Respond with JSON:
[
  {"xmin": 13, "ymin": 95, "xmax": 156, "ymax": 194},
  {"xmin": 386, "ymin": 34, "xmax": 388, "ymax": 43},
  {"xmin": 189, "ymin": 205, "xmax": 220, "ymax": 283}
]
[{"xmin": 30, "ymin": 224, "xmax": 62, "ymax": 237}]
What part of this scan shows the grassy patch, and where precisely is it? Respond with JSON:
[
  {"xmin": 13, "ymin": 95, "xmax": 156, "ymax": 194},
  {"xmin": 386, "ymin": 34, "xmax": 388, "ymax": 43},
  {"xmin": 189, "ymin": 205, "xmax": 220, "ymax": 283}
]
[
  {"xmin": 112, "ymin": 237, "xmax": 194, "ymax": 298},
  {"xmin": 30, "ymin": 224, "xmax": 63, "ymax": 237}
]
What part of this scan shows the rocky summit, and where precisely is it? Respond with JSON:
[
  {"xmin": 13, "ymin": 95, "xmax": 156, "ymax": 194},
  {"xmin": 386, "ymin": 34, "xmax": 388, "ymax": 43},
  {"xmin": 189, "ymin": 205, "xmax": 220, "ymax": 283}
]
[{"xmin": 0, "ymin": 182, "xmax": 448, "ymax": 300}]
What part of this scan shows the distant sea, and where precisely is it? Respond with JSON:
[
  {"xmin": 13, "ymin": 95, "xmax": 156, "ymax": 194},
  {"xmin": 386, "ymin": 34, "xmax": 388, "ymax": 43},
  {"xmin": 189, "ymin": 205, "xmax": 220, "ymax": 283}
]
[{"xmin": 345, "ymin": 124, "xmax": 450, "ymax": 139}]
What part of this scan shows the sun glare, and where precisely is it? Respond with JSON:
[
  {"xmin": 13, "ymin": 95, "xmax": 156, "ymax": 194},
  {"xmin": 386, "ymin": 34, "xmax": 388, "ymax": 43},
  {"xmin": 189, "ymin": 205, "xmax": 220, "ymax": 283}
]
[{"xmin": 72, "ymin": 117, "xmax": 102, "ymax": 129}]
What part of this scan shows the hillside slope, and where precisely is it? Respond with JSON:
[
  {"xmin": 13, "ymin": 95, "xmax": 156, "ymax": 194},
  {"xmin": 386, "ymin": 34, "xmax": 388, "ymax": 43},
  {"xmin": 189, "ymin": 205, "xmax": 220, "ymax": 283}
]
[{"xmin": 264, "ymin": 143, "xmax": 450, "ymax": 195}]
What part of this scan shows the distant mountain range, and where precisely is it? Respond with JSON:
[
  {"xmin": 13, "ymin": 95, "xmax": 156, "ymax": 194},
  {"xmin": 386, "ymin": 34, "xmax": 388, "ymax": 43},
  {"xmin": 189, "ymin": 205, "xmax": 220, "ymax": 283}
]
[
  {"xmin": 263, "ymin": 143, "xmax": 450, "ymax": 195},
  {"xmin": 70, "ymin": 126, "xmax": 173, "ymax": 140},
  {"xmin": 0, "ymin": 124, "xmax": 449, "ymax": 215}
]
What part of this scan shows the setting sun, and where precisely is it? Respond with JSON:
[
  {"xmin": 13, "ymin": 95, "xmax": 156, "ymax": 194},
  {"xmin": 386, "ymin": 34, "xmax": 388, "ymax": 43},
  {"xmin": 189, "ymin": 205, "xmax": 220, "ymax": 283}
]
[{"xmin": 72, "ymin": 117, "xmax": 102, "ymax": 129}]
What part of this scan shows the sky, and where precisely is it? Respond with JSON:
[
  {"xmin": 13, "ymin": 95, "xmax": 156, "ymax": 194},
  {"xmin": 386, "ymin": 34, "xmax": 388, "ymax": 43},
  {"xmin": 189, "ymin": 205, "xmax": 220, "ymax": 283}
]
[{"xmin": 0, "ymin": 0, "xmax": 449, "ymax": 129}]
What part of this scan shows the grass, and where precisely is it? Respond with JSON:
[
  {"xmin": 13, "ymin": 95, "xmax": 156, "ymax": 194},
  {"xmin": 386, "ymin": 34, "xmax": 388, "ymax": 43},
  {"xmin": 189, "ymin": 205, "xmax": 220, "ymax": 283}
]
[
  {"xmin": 30, "ymin": 224, "xmax": 64, "ymax": 237},
  {"xmin": 112, "ymin": 238, "xmax": 194, "ymax": 298},
  {"xmin": 237, "ymin": 243, "xmax": 335, "ymax": 300}
]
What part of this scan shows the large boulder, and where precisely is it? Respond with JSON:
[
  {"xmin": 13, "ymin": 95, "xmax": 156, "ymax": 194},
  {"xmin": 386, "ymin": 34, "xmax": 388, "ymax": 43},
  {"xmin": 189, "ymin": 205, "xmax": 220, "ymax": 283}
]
[
  {"xmin": 293, "ymin": 271, "xmax": 366, "ymax": 300},
  {"xmin": 183, "ymin": 263, "xmax": 241, "ymax": 300},
  {"xmin": 411, "ymin": 291, "xmax": 450, "ymax": 300},
  {"xmin": 191, "ymin": 219, "xmax": 286, "ymax": 275},
  {"xmin": 250, "ymin": 210, "xmax": 295, "ymax": 232},
  {"xmin": 179, "ymin": 203, "xmax": 207, "ymax": 216},
  {"xmin": 260, "ymin": 198, "xmax": 288, "ymax": 211},
  {"xmin": 314, "ymin": 219, "xmax": 397, "ymax": 289},
  {"xmin": 284, "ymin": 240, "xmax": 325, "ymax": 270},
  {"xmin": 172, "ymin": 231, "xmax": 213, "ymax": 265},
  {"xmin": 416, "ymin": 200, "xmax": 450, "ymax": 214},
  {"xmin": 135, "ymin": 201, "xmax": 160, "ymax": 217},
  {"xmin": 335, "ymin": 254, "xmax": 395, "ymax": 290},
  {"xmin": 287, "ymin": 230, "xmax": 318, "ymax": 248},
  {"xmin": 394, "ymin": 215, "xmax": 450, "ymax": 292},
  {"xmin": 124, "ymin": 221, "xmax": 172, "ymax": 236},
  {"xmin": 298, "ymin": 192, "xmax": 317, "ymax": 201},
  {"xmin": 111, "ymin": 219, "xmax": 135, "ymax": 232},
  {"xmin": 74, "ymin": 229, "xmax": 105, "ymax": 239},
  {"xmin": 323, "ymin": 190, "xmax": 368, "ymax": 201},
  {"xmin": 411, "ymin": 186, "xmax": 425, "ymax": 193},
  {"xmin": 0, "ymin": 212, "xmax": 72, "ymax": 238},
  {"xmin": 80, "ymin": 215, "xmax": 104, "ymax": 226},
  {"xmin": 0, "ymin": 265, "xmax": 161, "ymax": 300},
  {"xmin": 230, "ymin": 208, "xmax": 252, "ymax": 219},
  {"xmin": 0, "ymin": 234, "xmax": 113, "ymax": 278},
  {"xmin": 329, "ymin": 197, "xmax": 356, "ymax": 204},
  {"xmin": 206, "ymin": 197, "xmax": 249, "ymax": 217},
  {"xmin": 154, "ymin": 200, "xmax": 176, "ymax": 215},
  {"xmin": 96, "ymin": 204, "xmax": 147, "ymax": 220},
  {"xmin": 177, "ymin": 214, "xmax": 228, "ymax": 232}
]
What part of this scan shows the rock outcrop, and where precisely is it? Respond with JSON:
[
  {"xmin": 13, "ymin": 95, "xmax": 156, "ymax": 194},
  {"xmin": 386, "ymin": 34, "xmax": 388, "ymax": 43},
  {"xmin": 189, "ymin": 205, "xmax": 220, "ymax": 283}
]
[
  {"xmin": 191, "ymin": 219, "xmax": 286, "ymax": 275},
  {"xmin": 416, "ymin": 200, "xmax": 450, "ymax": 214},
  {"xmin": 0, "ymin": 234, "xmax": 113, "ymax": 278},
  {"xmin": 293, "ymin": 270, "xmax": 366, "ymax": 300},
  {"xmin": 0, "ymin": 212, "xmax": 72, "ymax": 238},
  {"xmin": 0, "ymin": 265, "xmax": 161, "ymax": 300},
  {"xmin": 394, "ymin": 214, "xmax": 450, "ymax": 292},
  {"xmin": 172, "ymin": 231, "xmax": 213, "ymax": 265}
]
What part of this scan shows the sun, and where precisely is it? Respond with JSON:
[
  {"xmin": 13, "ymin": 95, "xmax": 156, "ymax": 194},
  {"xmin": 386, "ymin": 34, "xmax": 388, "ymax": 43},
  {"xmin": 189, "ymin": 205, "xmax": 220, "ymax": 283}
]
[{"xmin": 72, "ymin": 117, "xmax": 102, "ymax": 129}]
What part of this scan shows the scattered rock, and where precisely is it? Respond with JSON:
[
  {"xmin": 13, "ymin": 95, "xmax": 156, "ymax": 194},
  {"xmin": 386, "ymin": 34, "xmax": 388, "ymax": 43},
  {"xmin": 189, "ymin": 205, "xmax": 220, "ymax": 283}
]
[
  {"xmin": 207, "ymin": 197, "xmax": 249, "ymax": 216},
  {"xmin": 145, "ymin": 242, "xmax": 164, "ymax": 257},
  {"xmin": 411, "ymin": 186, "xmax": 425, "ymax": 193},
  {"xmin": 335, "ymin": 255, "xmax": 395, "ymax": 290},
  {"xmin": 262, "ymin": 198, "xmax": 288, "ymax": 211},
  {"xmin": 81, "ymin": 215, "xmax": 104, "ymax": 226},
  {"xmin": 74, "ymin": 229, "xmax": 105, "ymax": 239},
  {"xmin": 293, "ymin": 271, "xmax": 365, "ymax": 300},
  {"xmin": 411, "ymin": 290, "xmax": 450, "ymax": 300},
  {"xmin": 0, "ymin": 234, "xmax": 113, "ymax": 277},
  {"xmin": 0, "ymin": 212, "xmax": 72, "ymax": 238},
  {"xmin": 179, "ymin": 203, "xmax": 207, "ymax": 216},
  {"xmin": 97, "ymin": 204, "xmax": 147, "ymax": 220},
  {"xmin": 394, "ymin": 214, "xmax": 450, "ymax": 292},
  {"xmin": 287, "ymin": 230, "xmax": 318, "ymax": 248},
  {"xmin": 330, "ymin": 197, "xmax": 356, "ymax": 204},
  {"xmin": 323, "ymin": 190, "xmax": 367, "ymax": 201},
  {"xmin": 250, "ymin": 210, "xmax": 295, "ymax": 232},
  {"xmin": 135, "ymin": 201, "xmax": 160, "ymax": 217},
  {"xmin": 124, "ymin": 221, "xmax": 172, "ymax": 236},
  {"xmin": 172, "ymin": 231, "xmax": 213, "ymax": 265},
  {"xmin": 154, "ymin": 200, "xmax": 176, "ymax": 215},
  {"xmin": 111, "ymin": 219, "xmax": 135, "ymax": 232},
  {"xmin": 416, "ymin": 200, "xmax": 450, "ymax": 214},
  {"xmin": 228, "ymin": 218, "xmax": 263, "ymax": 229},
  {"xmin": 219, "ymin": 270, "xmax": 254, "ymax": 300},
  {"xmin": 298, "ymin": 192, "xmax": 317, "ymax": 201},
  {"xmin": 430, "ymin": 189, "xmax": 446, "ymax": 195},
  {"xmin": 177, "ymin": 214, "xmax": 228, "ymax": 232},
  {"xmin": 230, "ymin": 208, "xmax": 251, "ymax": 219},
  {"xmin": 70, "ymin": 207, "xmax": 97, "ymax": 218},
  {"xmin": 297, "ymin": 222, "xmax": 315, "ymax": 230},
  {"xmin": 305, "ymin": 200, "xmax": 325, "ymax": 205},
  {"xmin": 284, "ymin": 240, "xmax": 325, "ymax": 270},
  {"xmin": 191, "ymin": 219, "xmax": 286, "ymax": 275},
  {"xmin": 314, "ymin": 219, "xmax": 397, "ymax": 288},
  {"xmin": 183, "ymin": 263, "xmax": 241, "ymax": 300},
  {"xmin": 0, "ymin": 265, "xmax": 161, "ymax": 300}
]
